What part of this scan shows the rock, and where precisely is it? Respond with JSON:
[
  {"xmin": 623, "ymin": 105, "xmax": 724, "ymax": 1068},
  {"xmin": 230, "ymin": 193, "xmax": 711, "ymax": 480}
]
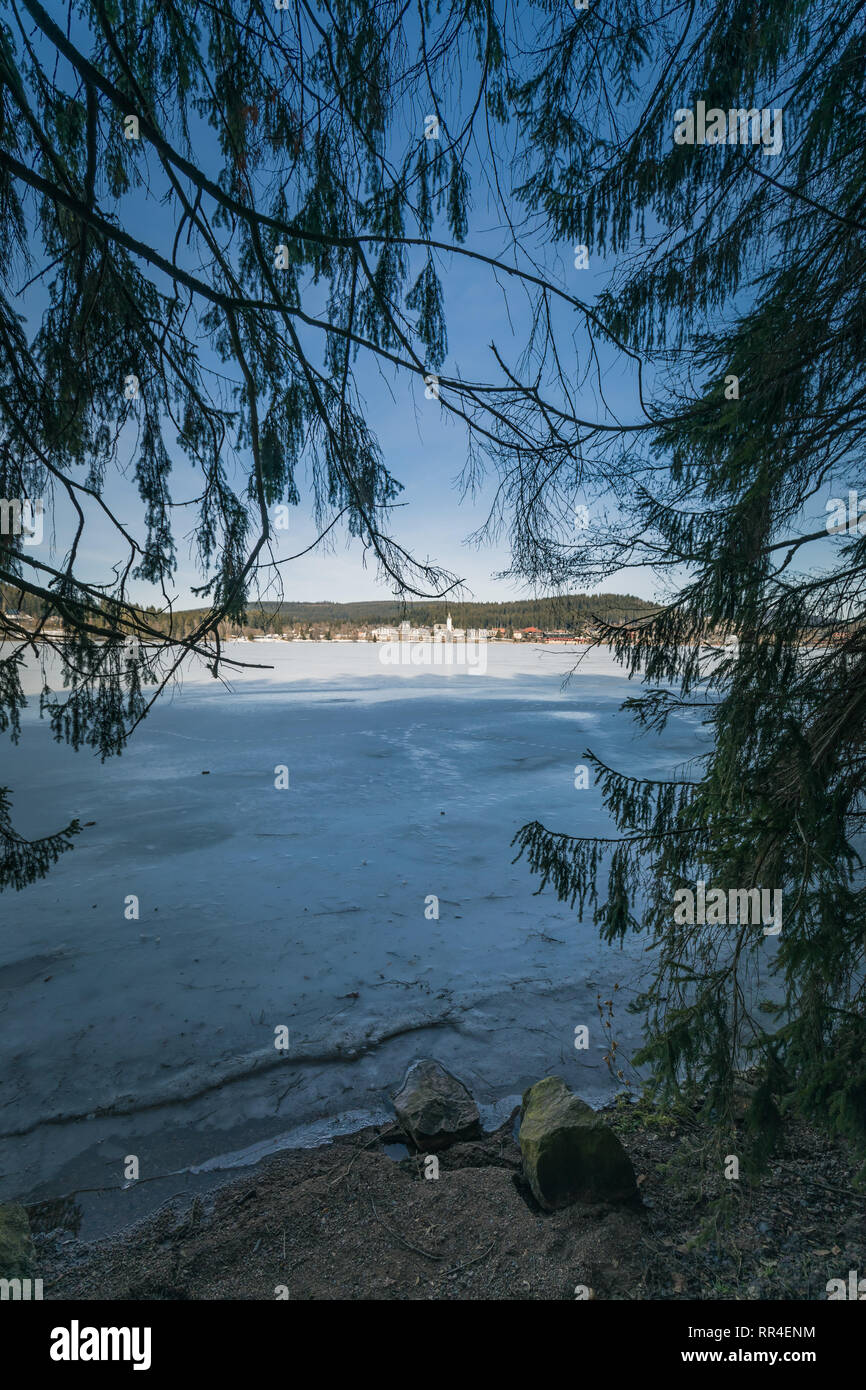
[
  {"xmin": 0, "ymin": 1204, "xmax": 33, "ymax": 1278},
  {"xmin": 519, "ymin": 1076, "xmax": 638, "ymax": 1210},
  {"xmin": 392, "ymin": 1059, "xmax": 481, "ymax": 1151}
]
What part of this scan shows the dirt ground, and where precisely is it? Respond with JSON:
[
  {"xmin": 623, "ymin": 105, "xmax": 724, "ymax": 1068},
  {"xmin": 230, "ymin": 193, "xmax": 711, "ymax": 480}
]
[{"xmin": 33, "ymin": 1098, "xmax": 866, "ymax": 1301}]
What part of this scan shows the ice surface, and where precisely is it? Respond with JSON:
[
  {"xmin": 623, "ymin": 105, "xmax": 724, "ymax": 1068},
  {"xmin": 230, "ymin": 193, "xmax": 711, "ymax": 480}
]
[{"xmin": 0, "ymin": 642, "xmax": 706, "ymax": 1218}]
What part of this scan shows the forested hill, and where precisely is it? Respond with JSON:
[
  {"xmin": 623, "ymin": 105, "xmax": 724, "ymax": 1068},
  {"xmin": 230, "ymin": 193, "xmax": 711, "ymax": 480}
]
[
  {"xmin": 191, "ymin": 593, "xmax": 659, "ymax": 629},
  {"xmin": 0, "ymin": 586, "xmax": 658, "ymax": 632}
]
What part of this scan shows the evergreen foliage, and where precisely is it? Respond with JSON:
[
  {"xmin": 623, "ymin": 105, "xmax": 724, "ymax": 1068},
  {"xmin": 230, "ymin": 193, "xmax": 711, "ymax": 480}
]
[
  {"xmin": 1, "ymin": 2, "xmax": 863, "ymax": 1172},
  {"xmin": 0, "ymin": 0, "xmax": 513, "ymax": 883},
  {"xmin": 506, "ymin": 0, "xmax": 866, "ymax": 1166}
]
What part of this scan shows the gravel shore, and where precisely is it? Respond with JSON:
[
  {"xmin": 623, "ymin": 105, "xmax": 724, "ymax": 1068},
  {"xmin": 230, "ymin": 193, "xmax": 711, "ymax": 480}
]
[{"xmin": 33, "ymin": 1099, "xmax": 865, "ymax": 1301}]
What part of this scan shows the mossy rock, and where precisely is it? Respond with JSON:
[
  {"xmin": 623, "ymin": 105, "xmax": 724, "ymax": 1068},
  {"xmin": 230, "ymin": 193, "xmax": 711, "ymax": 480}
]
[
  {"xmin": 0, "ymin": 1204, "xmax": 33, "ymax": 1278},
  {"xmin": 519, "ymin": 1076, "xmax": 637, "ymax": 1210},
  {"xmin": 392, "ymin": 1058, "xmax": 481, "ymax": 1151}
]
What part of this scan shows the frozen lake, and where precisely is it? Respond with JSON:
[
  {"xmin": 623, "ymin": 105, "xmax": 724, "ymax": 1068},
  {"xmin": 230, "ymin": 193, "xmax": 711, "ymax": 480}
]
[{"xmin": 0, "ymin": 641, "xmax": 706, "ymax": 1230}]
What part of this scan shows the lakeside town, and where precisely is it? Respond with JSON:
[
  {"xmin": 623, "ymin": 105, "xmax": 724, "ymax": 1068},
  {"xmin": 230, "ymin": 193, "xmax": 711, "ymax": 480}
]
[
  {"xmin": 0, "ymin": 603, "xmax": 823, "ymax": 649},
  {"xmin": 1, "ymin": 590, "xmax": 660, "ymax": 646},
  {"xmin": 226, "ymin": 613, "xmax": 580, "ymax": 644},
  {"xmin": 0, "ymin": 608, "xmax": 591, "ymax": 644}
]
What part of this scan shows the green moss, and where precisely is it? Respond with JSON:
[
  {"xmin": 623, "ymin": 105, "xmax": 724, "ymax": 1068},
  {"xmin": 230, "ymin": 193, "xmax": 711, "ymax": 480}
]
[
  {"xmin": 519, "ymin": 1077, "xmax": 637, "ymax": 1210},
  {"xmin": 0, "ymin": 1205, "xmax": 33, "ymax": 1278}
]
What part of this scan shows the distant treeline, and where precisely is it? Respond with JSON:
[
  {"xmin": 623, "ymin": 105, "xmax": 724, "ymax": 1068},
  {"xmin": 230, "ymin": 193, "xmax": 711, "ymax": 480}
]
[
  {"xmin": 1, "ymin": 585, "xmax": 659, "ymax": 634},
  {"xmin": 201, "ymin": 593, "xmax": 659, "ymax": 630},
  {"xmin": 0, "ymin": 584, "xmax": 45, "ymax": 619}
]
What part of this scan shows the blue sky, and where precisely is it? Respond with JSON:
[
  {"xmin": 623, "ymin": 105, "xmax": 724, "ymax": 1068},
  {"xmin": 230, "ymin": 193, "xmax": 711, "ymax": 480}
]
[{"xmin": 12, "ymin": 2, "xmax": 846, "ymax": 613}]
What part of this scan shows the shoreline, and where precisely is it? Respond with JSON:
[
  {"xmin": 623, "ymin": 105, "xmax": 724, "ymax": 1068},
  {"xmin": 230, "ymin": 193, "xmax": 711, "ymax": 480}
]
[{"xmin": 25, "ymin": 1093, "xmax": 866, "ymax": 1302}]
